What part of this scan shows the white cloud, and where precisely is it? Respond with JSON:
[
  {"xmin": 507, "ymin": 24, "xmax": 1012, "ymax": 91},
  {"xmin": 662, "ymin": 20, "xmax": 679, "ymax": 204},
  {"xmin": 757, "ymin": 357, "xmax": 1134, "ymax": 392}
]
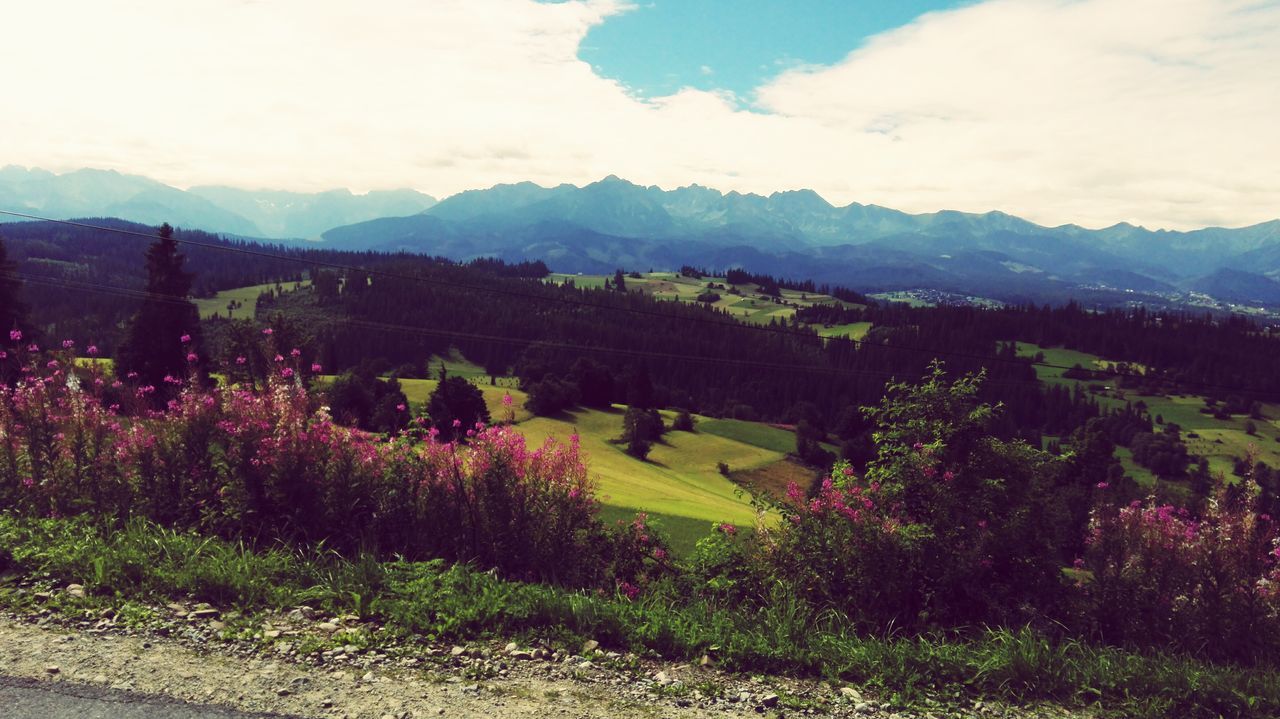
[{"xmin": 1, "ymin": 0, "xmax": 1276, "ymax": 229}]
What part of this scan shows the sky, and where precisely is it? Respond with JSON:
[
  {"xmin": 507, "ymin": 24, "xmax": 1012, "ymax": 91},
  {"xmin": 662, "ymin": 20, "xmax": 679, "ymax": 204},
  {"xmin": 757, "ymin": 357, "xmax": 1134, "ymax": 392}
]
[{"xmin": 1, "ymin": 0, "xmax": 1277, "ymax": 230}]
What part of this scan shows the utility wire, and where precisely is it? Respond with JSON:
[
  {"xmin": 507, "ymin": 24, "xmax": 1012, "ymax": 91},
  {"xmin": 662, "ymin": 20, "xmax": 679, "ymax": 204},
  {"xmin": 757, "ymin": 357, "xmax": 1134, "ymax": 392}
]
[
  {"xmin": 0, "ymin": 210, "xmax": 1262, "ymax": 395},
  {"xmin": 6, "ymin": 269, "xmax": 1069, "ymax": 393}
]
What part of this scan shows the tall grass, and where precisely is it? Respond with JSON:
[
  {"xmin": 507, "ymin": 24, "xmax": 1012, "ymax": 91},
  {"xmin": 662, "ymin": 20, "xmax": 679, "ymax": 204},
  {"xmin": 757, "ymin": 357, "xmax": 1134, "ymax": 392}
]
[{"xmin": 1, "ymin": 513, "xmax": 1275, "ymax": 719}]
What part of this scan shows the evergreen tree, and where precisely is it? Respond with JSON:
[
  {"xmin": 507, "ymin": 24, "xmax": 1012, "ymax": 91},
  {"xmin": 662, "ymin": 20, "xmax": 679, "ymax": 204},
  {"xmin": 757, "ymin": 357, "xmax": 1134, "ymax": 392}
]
[
  {"xmin": 116, "ymin": 224, "xmax": 203, "ymax": 393},
  {"xmin": 613, "ymin": 268, "xmax": 626, "ymax": 292},
  {"xmin": 424, "ymin": 367, "xmax": 490, "ymax": 441},
  {"xmin": 0, "ymin": 237, "xmax": 26, "ymax": 335}
]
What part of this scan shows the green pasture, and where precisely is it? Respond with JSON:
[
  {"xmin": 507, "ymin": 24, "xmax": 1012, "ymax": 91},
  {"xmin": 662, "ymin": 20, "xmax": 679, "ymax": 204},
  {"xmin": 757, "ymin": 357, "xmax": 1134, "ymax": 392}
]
[
  {"xmin": 596, "ymin": 505, "xmax": 731, "ymax": 557},
  {"xmin": 549, "ymin": 271, "xmax": 862, "ymax": 328},
  {"xmin": 817, "ymin": 321, "xmax": 873, "ymax": 340},
  {"xmin": 423, "ymin": 348, "xmax": 492, "ymax": 380},
  {"xmin": 699, "ymin": 417, "xmax": 839, "ymax": 456},
  {"xmin": 196, "ymin": 281, "xmax": 306, "ymax": 320},
  {"xmin": 515, "ymin": 407, "xmax": 769, "ymax": 527},
  {"xmin": 1017, "ymin": 342, "xmax": 1280, "ymax": 483}
]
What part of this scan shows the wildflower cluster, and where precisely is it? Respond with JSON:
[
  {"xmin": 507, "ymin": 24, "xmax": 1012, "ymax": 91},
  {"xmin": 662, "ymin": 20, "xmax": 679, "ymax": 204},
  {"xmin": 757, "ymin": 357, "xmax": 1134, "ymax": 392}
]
[
  {"xmin": 1081, "ymin": 476, "xmax": 1280, "ymax": 663},
  {"xmin": 0, "ymin": 336, "xmax": 648, "ymax": 588}
]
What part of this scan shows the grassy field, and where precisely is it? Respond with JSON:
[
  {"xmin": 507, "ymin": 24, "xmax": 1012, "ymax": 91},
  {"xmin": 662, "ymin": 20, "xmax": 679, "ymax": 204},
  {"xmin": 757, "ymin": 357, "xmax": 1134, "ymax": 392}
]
[
  {"xmin": 596, "ymin": 505, "xmax": 722, "ymax": 556},
  {"xmin": 383, "ymin": 379, "xmax": 532, "ymax": 422},
  {"xmin": 516, "ymin": 407, "xmax": 769, "ymax": 527},
  {"xmin": 314, "ymin": 374, "xmax": 770, "ymax": 533},
  {"xmin": 548, "ymin": 271, "xmax": 864, "ymax": 329},
  {"xmin": 423, "ymin": 347, "xmax": 497, "ymax": 380},
  {"xmin": 1017, "ymin": 342, "xmax": 1280, "ymax": 482},
  {"xmin": 731, "ymin": 458, "xmax": 820, "ymax": 502},
  {"xmin": 196, "ymin": 281, "xmax": 306, "ymax": 320},
  {"xmin": 699, "ymin": 418, "xmax": 839, "ymax": 456},
  {"xmin": 816, "ymin": 321, "xmax": 872, "ymax": 340}
]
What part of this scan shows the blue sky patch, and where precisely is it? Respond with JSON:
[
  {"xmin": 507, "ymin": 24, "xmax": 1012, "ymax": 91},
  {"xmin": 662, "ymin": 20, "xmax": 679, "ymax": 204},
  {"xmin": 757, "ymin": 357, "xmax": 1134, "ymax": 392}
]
[{"xmin": 579, "ymin": 0, "xmax": 969, "ymax": 101}]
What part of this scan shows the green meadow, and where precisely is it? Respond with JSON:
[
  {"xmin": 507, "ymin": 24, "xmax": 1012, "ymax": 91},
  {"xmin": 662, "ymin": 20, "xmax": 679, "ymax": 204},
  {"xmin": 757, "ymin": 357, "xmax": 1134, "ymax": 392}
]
[
  {"xmin": 1018, "ymin": 342, "xmax": 1280, "ymax": 482},
  {"xmin": 195, "ymin": 281, "xmax": 306, "ymax": 320}
]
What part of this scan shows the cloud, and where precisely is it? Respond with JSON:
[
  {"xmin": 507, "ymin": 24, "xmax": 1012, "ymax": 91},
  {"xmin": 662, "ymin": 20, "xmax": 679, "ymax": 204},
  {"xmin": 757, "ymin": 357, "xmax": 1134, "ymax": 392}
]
[{"xmin": 1, "ymin": 0, "xmax": 1276, "ymax": 229}]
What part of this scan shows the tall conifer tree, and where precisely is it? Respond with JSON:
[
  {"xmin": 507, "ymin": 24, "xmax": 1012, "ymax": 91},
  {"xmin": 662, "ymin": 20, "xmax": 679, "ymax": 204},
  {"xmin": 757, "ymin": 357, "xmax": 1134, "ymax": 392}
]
[
  {"xmin": 117, "ymin": 223, "xmax": 203, "ymax": 392},
  {"xmin": 0, "ymin": 237, "xmax": 26, "ymax": 335}
]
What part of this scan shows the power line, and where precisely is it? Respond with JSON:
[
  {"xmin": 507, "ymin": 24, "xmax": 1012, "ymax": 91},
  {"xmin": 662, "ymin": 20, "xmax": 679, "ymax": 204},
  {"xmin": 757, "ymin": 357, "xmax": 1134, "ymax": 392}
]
[
  {"xmin": 0, "ymin": 210, "xmax": 1084, "ymax": 371},
  {"xmin": 5, "ymin": 267, "xmax": 1262, "ymax": 403},
  {"xmin": 2, "ymin": 270, "xmax": 916, "ymax": 384},
  {"xmin": 0, "ymin": 210, "xmax": 1264, "ymax": 395}
]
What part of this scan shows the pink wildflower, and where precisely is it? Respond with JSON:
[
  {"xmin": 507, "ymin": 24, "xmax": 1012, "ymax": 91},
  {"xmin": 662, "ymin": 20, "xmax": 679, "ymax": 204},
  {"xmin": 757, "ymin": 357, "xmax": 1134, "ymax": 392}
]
[
  {"xmin": 281, "ymin": 368, "xmax": 295, "ymax": 379},
  {"xmin": 235, "ymin": 356, "xmax": 247, "ymax": 365},
  {"xmin": 262, "ymin": 328, "xmax": 273, "ymax": 336},
  {"xmin": 61, "ymin": 339, "xmax": 75, "ymax": 349},
  {"xmin": 180, "ymin": 334, "xmax": 191, "ymax": 343},
  {"xmin": 290, "ymin": 348, "xmax": 301, "ymax": 357},
  {"xmin": 87, "ymin": 345, "xmax": 98, "ymax": 356},
  {"xmin": 311, "ymin": 363, "xmax": 323, "ymax": 373},
  {"xmin": 9, "ymin": 329, "xmax": 21, "ymax": 341},
  {"xmin": 186, "ymin": 353, "xmax": 198, "ymax": 363}
]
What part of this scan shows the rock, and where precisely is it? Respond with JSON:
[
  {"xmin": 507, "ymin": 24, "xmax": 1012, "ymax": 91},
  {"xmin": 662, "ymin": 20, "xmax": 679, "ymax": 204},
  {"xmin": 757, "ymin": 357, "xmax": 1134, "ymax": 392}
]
[
  {"xmin": 449, "ymin": 646, "xmax": 466, "ymax": 657},
  {"xmin": 855, "ymin": 702, "xmax": 875, "ymax": 715},
  {"xmin": 510, "ymin": 650, "xmax": 534, "ymax": 661},
  {"xmin": 653, "ymin": 671, "xmax": 671, "ymax": 685},
  {"xmin": 737, "ymin": 691, "xmax": 753, "ymax": 704},
  {"xmin": 263, "ymin": 630, "xmax": 281, "ymax": 639},
  {"xmin": 44, "ymin": 665, "xmax": 60, "ymax": 675},
  {"xmin": 760, "ymin": 693, "xmax": 780, "ymax": 708},
  {"xmin": 189, "ymin": 607, "xmax": 220, "ymax": 620},
  {"xmin": 505, "ymin": 641, "xmax": 519, "ymax": 653},
  {"xmin": 580, "ymin": 639, "xmax": 599, "ymax": 654},
  {"xmin": 361, "ymin": 671, "xmax": 375, "ymax": 682},
  {"xmin": 699, "ymin": 654, "xmax": 713, "ymax": 667},
  {"xmin": 209, "ymin": 621, "xmax": 226, "ymax": 631},
  {"xmin": 276, "ymin": 688, "xmax": 291, "ymax": 697},
  {"xmin": 33, "ymin": 592, "xmax": 51, "ymax": 601},
  {"xmin": 65, "ymin": 584, "xmax": 85, "ymax": 598},
  {"xmin": 840, "ymin": 687, "xmax": 863, "ymax": 702}
]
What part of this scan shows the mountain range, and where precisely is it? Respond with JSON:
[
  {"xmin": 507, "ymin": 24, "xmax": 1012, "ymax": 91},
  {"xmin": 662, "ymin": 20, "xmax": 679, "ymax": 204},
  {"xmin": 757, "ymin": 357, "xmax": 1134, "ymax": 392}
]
[
  {"xmin": 3, "ymin": 166, "xmax": 1280, "ymax": 308},
  {"xmin": 0, "ymin": 166, "xmax": 437, "ymax": 240}
]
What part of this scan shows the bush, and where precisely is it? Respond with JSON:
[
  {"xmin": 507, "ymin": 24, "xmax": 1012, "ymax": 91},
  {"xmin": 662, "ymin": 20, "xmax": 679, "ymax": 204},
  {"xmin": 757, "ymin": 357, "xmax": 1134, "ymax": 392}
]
[
  {"xmin": 524, "ymin": 374, "xmax": 578, "ymax": 416},
  {"xmin": 697, "ymin": 363, "xmax": 1080, "ymax": 632},
  {"xmin": 672, "ymin": 409, "xmax": 695, "ymax": 432},
  {"xmin": 423, "ymin": 374, "xmax": 490, "ymax": 441},
  {"xmin": 1081, "ymin": 477, "xmax": 1280, "ymax": 665},
  {"xmin": 622, "ymin": 407, "xmax": 664, "ymax": 444},
  {"xmin": 626, "ymin": 437, "xmax": 652, "ymax": 461}
]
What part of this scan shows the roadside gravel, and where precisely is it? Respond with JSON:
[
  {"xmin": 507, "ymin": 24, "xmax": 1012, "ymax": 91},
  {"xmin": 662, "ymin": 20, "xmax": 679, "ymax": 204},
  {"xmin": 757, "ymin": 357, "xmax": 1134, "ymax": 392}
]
[{"xmin": 0, "ymin": 599, "xmax": 1096, "ymax": 719}]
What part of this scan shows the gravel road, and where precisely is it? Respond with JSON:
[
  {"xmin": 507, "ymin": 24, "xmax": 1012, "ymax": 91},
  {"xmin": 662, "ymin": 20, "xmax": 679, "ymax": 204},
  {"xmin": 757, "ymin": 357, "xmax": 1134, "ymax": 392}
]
[
  {"xmin": 0, "ymin": 674, "xmax": 299, "ymax": 719},
  {"xmin": 0, "ymin": 615, "xmax": 1094, "ymax": 719}
]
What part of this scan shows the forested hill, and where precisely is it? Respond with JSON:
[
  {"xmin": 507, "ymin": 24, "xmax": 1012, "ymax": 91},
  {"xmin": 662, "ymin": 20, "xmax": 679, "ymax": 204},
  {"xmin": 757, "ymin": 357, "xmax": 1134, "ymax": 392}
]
[{"xmin": 7, "ymin": 216, "xmax": 1280, "ymax": 440}]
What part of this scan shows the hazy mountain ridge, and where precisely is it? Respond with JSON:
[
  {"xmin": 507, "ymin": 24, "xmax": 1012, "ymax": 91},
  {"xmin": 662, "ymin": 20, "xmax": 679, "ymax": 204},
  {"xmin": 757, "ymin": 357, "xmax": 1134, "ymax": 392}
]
[
  {"xmin": 5, "ymin": 167, "xmax": 1280, "ymax": 307},
  {"xmin": 324, "ymin": 175, "xmax": 1280, "ymax": 306},
  {"xmin": 0, "ymin": 166, "xmax": 436, "ymax": 240}
]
